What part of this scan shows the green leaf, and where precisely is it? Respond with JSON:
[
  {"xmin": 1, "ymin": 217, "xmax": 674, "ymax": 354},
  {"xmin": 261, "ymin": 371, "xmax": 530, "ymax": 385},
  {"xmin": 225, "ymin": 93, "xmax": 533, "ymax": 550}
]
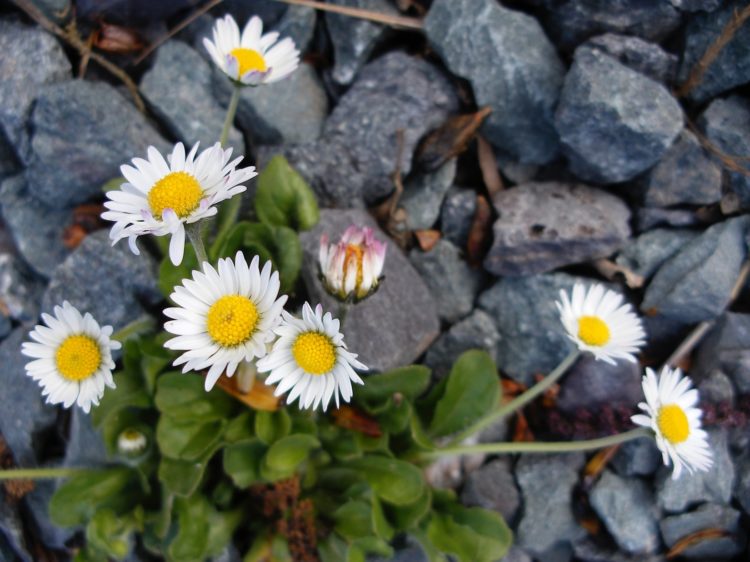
[
  {"xmin": 427, "ymin": 504, "xmax": 512, "ymax": 562},
  {"xmin": 378, "ymin": 399, "xmax": 412, "ymax": 434},
  {"xmin": 333, "ymin": 500, "xmax": 372, "ymax": 540},
  {"xmin": 356, "ymin": 366, "xmax": 431, "ymax": 405},
  {"xmin": 429, "ymin": 350, "xmax": 499, "ymax": 438},
  {"xmin": 371, "ymin": 495, "xmax": 394, "ymax": 541},
  {"xmin": 244, "ymin": 532, "xmax": 293, "ymax": 562},
  {"xmin": 85, "ymin": 508, "xmax": 141, "ymax": 560},
  {"xmin": 158, "ymin": 439, "xmax": 221, "ymax": 497},
  {"xmin": 347, "ymin": 537, "xmax": 394, "ymax": 562},
  {"xmin": 50, "ymin": 468, "xmax": 138, "ymax": 527},
  {"xmin": 92, "ymin": 341, "xmax": 151, "ymax": 428},
  {"xmin": 155, "ymin": 372, "xmax": 236, "ymax": 422},
  {"xmin": 409, "ymin": 412, "xmax": 435, "ymax": 451},
  {"xmin": 156, "ymin": 416, "xmax": 225, "ymax": 461},
  {"xmin": 223, "ymin": 440, "xmax": 267, "ymax": 488},
  {"xmin": 255, "ymin": 409, "xmax": 292, "ymax": 445},
  {"xmin": 387, "ymin": 487, "xmax": 432, "ymax": 531},
  {"xmin": 255, "ymin": 155, "xmax": 319, "ymax": 231},
  {"xmin": 206, "ymin": 507, "xmax": 243, "ymax": 558},
  {"xmin": 261, "ymin": 434, "xmax": 320, "ymax": 480},
  {"xmin": 168, "ymin": 496, "xmax": 210, "ymax": 562},
  {"xmin": 318, "ymin": 534, "xmax": 348, "ymax": 562},
  {"xmin": 224, "ymin": 411, "xmax": 256, "ymax": 443},
  {"xmin": 346, "ymin": 456, "xmax": 425, "ymax": 506},
  {"xmin": 158, "ymin": 246, "xmax": 199, "ymax": 300}
]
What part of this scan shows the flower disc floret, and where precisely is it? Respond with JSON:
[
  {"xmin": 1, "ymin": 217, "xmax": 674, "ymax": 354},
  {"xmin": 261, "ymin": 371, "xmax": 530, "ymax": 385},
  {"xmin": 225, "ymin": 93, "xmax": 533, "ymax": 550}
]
[
  {"xmin": 147, "ymin": 171, "xmax": 203, "ymax": 219},
  {"xmin": 657, "ymin": 404, "xmax": 690, "ymax": 444},
  {"xmin": 230, "ymin": 47, "xmax": 267, "ymax": 74},
  {"xmin": 55, "ymin": 335, "xmax": 102, "ymax": 381},
  {"xmin": 577, "ymin": 315, "xmax": 610, "ymax": 347},
  {"xmin": 292, "ymin": 332, "xmax": 336, "ymax": 375},
  {"xmin": 207, "ymin": 295, "xmax": 259, "ymax": 347}
]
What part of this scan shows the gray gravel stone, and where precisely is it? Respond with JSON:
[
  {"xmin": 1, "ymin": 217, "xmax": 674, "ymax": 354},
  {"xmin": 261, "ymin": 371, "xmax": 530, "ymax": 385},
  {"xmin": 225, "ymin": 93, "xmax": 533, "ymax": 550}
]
[
  {"xmin": 0, "ymin": 329, "xmax": 57, "ymax": 466},
  {"xmin": 461, "ymin": 458, "xmax": 520, "ymax": 525},
  {"xmin": 299, "ymin": 209, "xmax": 439, "ymax": 371},
  {"xmin": 326, "ymin": 0, "xmax": 396, "ymax": 86},
  {"xmin": 572, "ymin": 538, "xmax": 663, "ymax": 562},
  {"xmin": 641, "ymin": 216, "xmax": 750, "ymax": 325},
  {"xmin": 656, "ymin": 429, "xmax": 734, "ymax": 512},
  {"xmin": 141, "ymin": 41, "xmax": 245, "ymax": 154},
  {"xmin": 0, "ymin": 254, "xmax": 45, "ymax": 326},
  {"xmin": 42, "ymin": 230, "xmax": 161, "ymax": 331},
  {"xmin": 0, "ymin": 131, "xmax": 18, "ymax": 182},
  {"xmin": 555, "ymin": 46, "xmax": 683, "ymax": 184},
  {"xmin": 615, "ymin": 228, "xmax": 699, "ymax": 281},
  {"xmin": 640, "ymin": 129, "xmax": 722, "ymax": 207},
  {"xmin": 409, "ymin": 240, "xmax": 483, "ymax": 325},
  {"xmin": 635, "ymin": 208, "xmax": 703, "ymax": 232},
  {"xmin": 0, "ymin": 498, "xmax": 30, "ymax": 562},
  {"xmin": 424, "ymin": 309, "xmax": 501, "ymax": 379},
  {"xmin": 699, "ymin": 95, "xmax": 750, "ymax": 209},
  {"xmin": 399, "ymin": 159, "xmax": 456, "ymax": 231},
  {"xmin": 272, "ymin": 5, "xmax": 316, "ymax": 53},
  {"xmin": 485, "ymin": 182, "xmax": 631, "ymax": 276},
  {"xmin": 26, "ymin": 80, "xmax": 170, "ymax": 208},
  {"xmin": 585, "ymin": 33, "xmax": 678, "ymax": 83},
  {"xmin": 660, "ymin": 503, "xmax": 747, "ymax": 559},
  {"xmin": 23, "ymin": 476, "xmax": 74, "ymax": 550},
  {"xmin": 698, "ymin": 369, "xmax": 735, "ymax": 404},
  {"xmin": 557, "ymin": 354, "xmax": 643, "ymax": 413},
  {"xmin": 0, "ymin": 174, "xmax": 71, "ymax": 278},
  {"xmin": 612, "ymin": 437, "xmax": 661, "ymax": 477},
  {"xmin": 679, "ymin": 0, "xmax": 750, "ymax": 103},
  {"xmin": 0, "ymin": 19, "xmax": 71, "ymax": 162},
  {"xmin": 736, "ymin": 452, "xmax": 750, "ymax": 516},
  {"xmin": 65, "ymin": 409, "xmax": 107, "ymax": 467},
  {"xmin": 425, "ymin": 0, "xmax": 564, "ymax": 165},
  {"xmin": 694, "ymin": 313, "xmax": 750, "ymax": 392},
  {"xmin": 440, "ymin": 188, "xmax": 476, "ymax": 250},
  {"xmin": 478, "ymin": 273, "xmax": 583, "ymax": 386},
  {"xmin": 590, "ymin": 470, "xmax": 660, "ymax": 554},
  {"xmin": 270, "ymin": 52, "xmax": 457, "ymax": 207},
  {"xmin": 515, "ymin": 453, "xmax": 586, "ymax": 557}
]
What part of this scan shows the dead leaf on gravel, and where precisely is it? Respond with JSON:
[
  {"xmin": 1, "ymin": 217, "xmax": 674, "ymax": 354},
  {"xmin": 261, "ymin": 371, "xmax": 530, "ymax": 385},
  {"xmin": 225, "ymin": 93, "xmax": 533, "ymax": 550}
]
[{"xmin": 415, "ymin": 107, "xmax": 492, "ymax": 172}]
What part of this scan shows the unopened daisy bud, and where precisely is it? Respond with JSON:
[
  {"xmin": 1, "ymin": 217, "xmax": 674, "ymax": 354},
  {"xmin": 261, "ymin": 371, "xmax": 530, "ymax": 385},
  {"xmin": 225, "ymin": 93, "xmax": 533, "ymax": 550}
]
[
  {"xmin": 203, "ymin": 14, "xmax": 300, "ymax": 86},
  {"xmin": 632, "ymin": 366, "xmax": 712, "ymax": 479},
  {"xmin": 319, "ymin": 226, "xmax": 387, "ymax": 302},
  {"xmin": 556, "ymin": 282, "xmax": 646, "ymax": 365},
  {"xmin": 21, "ymin": 302, "xmax": 120, "ymax": 413},
  {"xmin": 117, "ymin": 428, "xmax": 149, "ymax": 458}
]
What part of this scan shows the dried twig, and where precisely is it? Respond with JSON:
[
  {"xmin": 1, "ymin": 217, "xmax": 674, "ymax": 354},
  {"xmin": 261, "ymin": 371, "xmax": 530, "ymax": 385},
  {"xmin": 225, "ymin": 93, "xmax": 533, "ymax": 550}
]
[
  {"xmin": 477, "ymin": 134, "xmax": 504, "ymax": 197},
  {"xmin": 592, "ymin": 258, "xmax": 645, "ymax": 289},
  {"xmin": 271, "ymin": 0, "xmax": 423, "ymax": 29},
  {"xmin": 676, "ymin": 3, "xmax": 750, "ymax": 98},
  {"xmin": 688, "ymin": 120, "xmax": 750, "ymax": 178},
  {"xmin": 666, "ymin": 529, "xmax": 730, "ymax": 559},
  {"xmin": 12, "ymin": 0, "xmax": 145, "ymax": 111}
]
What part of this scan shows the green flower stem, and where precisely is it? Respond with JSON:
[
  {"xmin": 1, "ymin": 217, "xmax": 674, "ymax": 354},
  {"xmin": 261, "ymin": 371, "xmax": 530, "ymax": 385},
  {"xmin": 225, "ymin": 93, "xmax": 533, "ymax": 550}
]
[
  {"xmin": 111, "ymin": 315, "xmax": 156, "ymax": 342},
  {"xmin": 0, "ymin": 467, "xmax": 87, "ymax": 480},
  {"xmin": 446, "ymin": 350, "xmax": 581, "ymax": 447},
  {"xmin": 337, "ymin": 301, "xmax": 351, "ymax": 329},
  {"xmin": 424, "ymin": 428, "xmax": 652, "ymax": 460},
  {"xmin": 220, "ymin": 85, "xmax": 242, "ymax": 148},
  {"xmin": 186, "ymin": 222, "xmax": 209, "ymax": 265}
]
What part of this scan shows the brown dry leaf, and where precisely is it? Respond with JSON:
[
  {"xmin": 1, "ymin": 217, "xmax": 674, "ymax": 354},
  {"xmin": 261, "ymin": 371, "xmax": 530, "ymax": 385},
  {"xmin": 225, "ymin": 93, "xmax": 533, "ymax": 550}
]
[
  {"xmin": 533, "ymin": 372, "xmax": 560, "ymax": 408},
  {"xmin": 583, "ymin": 446, "xmax": 620, "ymax": 489},
  {"xmin": 477, "ymin": 135, "xmax": 504, "ymax": 197},
  {"xmin": 94, "ymin": 22, "xmax": 144, "ymax": 54},
  {"xmin": 466, "ymin": 194, "xmax": 493, "ymax": 266},
  {"xmin": 512, "ymin": 412, "xmax": 534, "ymax": 442},
  {"xmin": 579, "ymin": 516, "xmax": 600, "ymax": 536},
  {"xmin": 215, "ymin": 376, "xmax": 281, "ymax": 411},
  {"xmin": 62, "ymin": 224, "xmax": 87, "ymax": 249},
  {"xmin": 62, "ymin": 203, "xmax": 106, "ymax": 249},
  {"xmin": 666, "ymin": 528, "xmax": 729, "ymax": 559},
  {"xmin": 501, "ymin": 378, "xmax": 526, "ymax": 398},
  {"xmin": 415, "ymin": 107, "xmax": 493, "ymax": 172},
  {"xmin": 414, "ymin": 229, "xmax": 441, "ymax": 251},
  {"xmin": 331, "ymin": 405, "xmax": 382, "ymax": 438}
]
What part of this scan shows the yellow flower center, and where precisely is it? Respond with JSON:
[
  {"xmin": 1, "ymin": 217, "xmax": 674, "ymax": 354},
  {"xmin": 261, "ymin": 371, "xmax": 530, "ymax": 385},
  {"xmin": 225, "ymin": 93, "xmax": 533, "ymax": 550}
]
[
  {"xmin": 344, "ymin": 244, "xmax": 364, "ymax": 294},
  {"xmin": 657, "ymin": 404, "xmax": 690, "ymax": 444},
  {"xmin": 292, "ymin": 332, "xmax": 336, "ymax": 375},
  {"xmin": 230, "ymin": 48, "xmax": 267, "ymax": 75},
  {"xmin": 577, "ymin": 315, "xmax": 610, "ymax": 347},
  {"xmin": 147, "ymin": 171, "xmax": 203, "ymax": 219},
  {"xmin": 55, "ymin": 335, "xmax": 102, "ymax": 381},
  {"xmin": 207, "ymin": 295, "xmax": 259, "ymax": 347}
]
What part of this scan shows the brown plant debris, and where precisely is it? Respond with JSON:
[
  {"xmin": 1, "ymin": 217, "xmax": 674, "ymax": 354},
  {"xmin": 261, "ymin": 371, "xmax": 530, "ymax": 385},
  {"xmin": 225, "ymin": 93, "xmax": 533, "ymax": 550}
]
[
  {"xmin": 0, "ymin": 434, "xmax": 35, "ymax": 501},
  {"xmin": 93, "ymin": 21, "xmax": 145, "ymax": 54},
  {"xmin": 331, "ymin": 405, "xmax": 382, "ymax": 438},
  {"xmin": 414, "ymin": 229, "xmax": 441, "ymax": 252},
  {"xmin": 62, "ymin": 203, "xmax": 107, "ymax": 249},
  {"xmin": 215, "ymin": 375, "xmax": 281, "ymax": 411},
  {"xmin": 688, "ymin": 120, "xmax": 750, "ymax": 179},
  {"xmin": 477, "ymin": 134, "xmax": 503, "ymax": 197},
  {"xmin": 415, "ymin": 107, "xmax": 493, "ymax": 172},
  {"xmin": 591, "ymin": 258, "xmax": 645, "ymax": 290},
  {"xmin": 271, "ymin": 0, "xmax": 423, "ymax": 30},
  {"xmin": 666, "ymin": 528, "xmax": 730, "ymax": 559},
  {"xmin": 582, "ymin": 446, "xmax": 621, "ymax": 489},
  {"xmin": 465, "ymin": 194, "xmax": 493, "ymax": 266}
]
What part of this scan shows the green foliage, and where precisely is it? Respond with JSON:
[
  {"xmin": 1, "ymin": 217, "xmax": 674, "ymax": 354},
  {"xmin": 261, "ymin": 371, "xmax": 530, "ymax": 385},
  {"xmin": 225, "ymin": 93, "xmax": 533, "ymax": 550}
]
[
  {"xmin": 254, "ymin": 155, "xmax": 319, "ymax": 231},
  {"xmin": 427, "ymin": 504, "xmax": 512, "ymax": 562}
]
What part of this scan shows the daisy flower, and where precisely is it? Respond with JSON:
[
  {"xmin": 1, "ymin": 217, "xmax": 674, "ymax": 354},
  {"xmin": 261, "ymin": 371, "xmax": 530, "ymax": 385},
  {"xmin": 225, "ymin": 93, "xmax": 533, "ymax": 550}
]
[
  {"xmin": 257, "ymin": 303, "xmax": 366, "ymax": 411},
  {"xmin": 556, "ymin": 282, "xmax": 646, "ymax": 364},
  {"xmin": 102, "ymin": 142, "xmax": 256, "ymax": 266},
  {"xmin": 163, "ymin": 252, "xmax": 287, "ymax": 391},
  {"xmin": 203, "ymin": 14, "xmax": 300, "ymax": 86},
  {"xmin": 632, "ymin": 366, "xmax": 713, "ymax": 479},
  {"xmin": 319, "ymin": 225, "xmax": 387, "ymax": 302},
  {"xmin": 21, "ymin": 301, "xmax": 120, "ymax": 413}
]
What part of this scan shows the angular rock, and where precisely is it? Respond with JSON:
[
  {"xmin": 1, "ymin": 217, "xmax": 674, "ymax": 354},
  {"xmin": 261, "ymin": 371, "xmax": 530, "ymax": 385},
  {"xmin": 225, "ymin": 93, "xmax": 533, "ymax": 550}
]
[
  {"xmin": 440, "ymin": 188, "xmax": 476, "ymax": 250},
  {"xmin": 140, "ymin": 41, "xmax": 245, "ymax": 154},
  {"xmin": 660, "ymin": 504, "xmax": 747, "ymax": 559},
  {"xmin": 572, "ymin": 538, "xmax": 663, "ymax": 562},
  {"xmin": 478, "ymin": 273, "xmax": 583, "ymax": 386},
  {"xmin": 641, "ymin": 216, "xmax": 750, "ymax": 325},
  {"xmin": 326, "ymin": 0, "xmax": 396, "ymax": 86},
  {"xmin": 270, "ymin": 52, "xmax": 457, "ymax": 207},
  {"xmin": 409, "ymin": 240, "xmax": 484, "ymax": 324},
  {"xmin": 399, "ymin": 159, "xmax": 457, "ymax": 231},
  {"xmin": 220, "ymin": 0, "xmax": 287, "ymax": 26},
  {"xmin": 500, "ymin": 547, "xmax": 532, "ymax": 562},
  {"xmin": 555, "ymin": 46, "xmax": 683, "ymax": 184},
  {"xmin": 694, "ymin": 313, "xmax": 750, "ymax": 392},
  {"xmin": 0, "ymin": 498, "xmax": 31, "ymax": 562},
  {"xmin": 699, "ymin": 95, "xmax": 750, "ymax": 209},
  {"xmin": 0, "ymin": 254, "xmax": 45, "ymax": 326},
  {"xmin": 515, "ymin": 453, "xmax": 586, "ymax": 557},
  {"xmin": 0, "ymin": 329, "xmax": 57, "ymax": 466},
  {"xmin": 461, "ymin": 458, "xmax": 520, "ymax": 525},
  {"xmin": 736, "ymin": 452, "xmax": 750, "ymax": 516},
  {"xmin": 671, "ymin": 0, "xmax": 723, "ymax": 11},
  {"xmin": 615, "ymin": 228, "xmax": 699, "ymax": 281},
  {"xmin": 557, "ymin": 354, "xmax": 643, "ymax": 413},
  {"xmin": 590, "ymin": 470, "xmax": 660, "ymax": 554},
  {"xmin": 485, "ymin": 182, "xmax": 630, "ymax": 276},
  {"xmin": 585, "ymin": 33, "xmax": 678, "ymax": 83},
  {"xmin": 635, "ymin": 208, "xmax": 702, "ymax": 232},
  {"xmin": 0, "ymin": 18, "xmax": 71, "ymax": 162},
  {"xmin": 26, "ymin": 79, "xmax": 170, "ymax": 208},
  {"xmin": 656, "ymin": 429, "xmax": 734, "ymax": 512},
  {"xmin": 0, "ymin": 130, "xmax": 19, "ymax": 181},
  {"xmin": 23, "ymin": 477, "xmax": 74, "ymax": 550},
  {"xmin": 65, "ymin": 409, "xmax": 107, "ymax": 467},
  {"xmin": 697, "ymin": 369, "xmax": 734, "ymax": 405},
  {"xmin": 0, "ymin": 175, "xmax": 71, "ymax": 278},
  {"xmin": 640, "ymin": 130, "xmax": 722, "ymax": 207},
  {"xmin": 273, "ymin": 5, "xmax": 316, "ymax": 53},
  {"xmin": 42, "ymin": 230, "xmax": 161, "ymax": 331},
  {"xmin": 612, "ymin": 437, "xmax": 661, "ymax": 477},
  {"xmin": 679, "ymin": 0, "xmax": 750, "ymax": 103},
  {"xmin": 425, "ymin": 0, "xmax": 564, "ymax": 164},
  {"xmin": 77, "ymin": 0, "xmax": 195, "ymax": 23},
  {"xmin": 299, "ymin": 209, "xmax": 439, "ymax": 371},
  {"xmin": 424, "ymin": 309, "xmax": 501, "ymax": 379}
]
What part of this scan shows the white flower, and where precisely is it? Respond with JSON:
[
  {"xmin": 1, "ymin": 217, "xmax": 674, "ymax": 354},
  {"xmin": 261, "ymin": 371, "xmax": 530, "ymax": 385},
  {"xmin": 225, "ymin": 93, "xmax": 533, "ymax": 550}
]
[
  {"xmin": 117, "ymin": 428, "xmax": 148, "ymax": 456},
  {"xmin": 203, "ymin": 14, "xmax": 300, "ymax": 86},
  {"xmin": 102, "ymin": 142, "xmax": 256, "ymax": 266},
  {"xmin": 319, "ymin": 225, "xmax": 387, "ymax": 302},
  {"xmin": 556, "ymin": 282, "xmax": 646, "ymax": 364},
  {"xmin": 163, "ymin": 252, "xmax": 287, "ymax": 391},
  {"xmin": 21, "ymin": 301, "xmax": 120, "ymax": 413},
  {"xmin": 257, "ymin": 303, "xmax": 366, "ymax": 411},
  {"xmin": 632, "ymin": 366, "xmax": 713, "ymax": 479}
]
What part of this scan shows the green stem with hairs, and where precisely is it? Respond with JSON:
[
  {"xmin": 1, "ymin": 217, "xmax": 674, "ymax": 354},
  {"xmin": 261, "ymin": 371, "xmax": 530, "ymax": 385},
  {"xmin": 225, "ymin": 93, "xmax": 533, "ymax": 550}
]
[
  {"xmin": 186, "ymin": 222, "xmax": 209, "ymax": 264},
  {"xmin": 219, "ymin": 85, "xmax": 242, "ymax": 148},
  {"xmin": 0, "ymin": 467, "xmax": 88, "ymax": 480},
  {"xmin": 111, "ymin": 315, "xmax": 156, "ymax": 342}
]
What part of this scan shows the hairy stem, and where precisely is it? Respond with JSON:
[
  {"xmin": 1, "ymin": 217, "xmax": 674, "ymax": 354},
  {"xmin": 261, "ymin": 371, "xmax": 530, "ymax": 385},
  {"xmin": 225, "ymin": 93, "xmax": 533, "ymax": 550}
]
[
  {"xmin": 111, "ymin": 315, "xmax": 156, "ymax": 342},
  {"xmin": 220, "ymin": 85, "xmax": 242, "ymax": 148},
  {"xmin": 186, "ymin": 222, "xmax": 209, "ymax": 265},
  {"xmin": 0, "ymin": 467, "xmax": 88, "ymax": 480}
]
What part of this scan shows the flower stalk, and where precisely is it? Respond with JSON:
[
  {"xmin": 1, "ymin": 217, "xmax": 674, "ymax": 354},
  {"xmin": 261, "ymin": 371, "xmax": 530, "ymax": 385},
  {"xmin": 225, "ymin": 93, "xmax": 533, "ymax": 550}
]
[
  {"xmin": 220, "ymin": 85, "xmax": 242, "ymax": 148},
  {"xmin": 186, "ymin": 222, "xmax": 209, "ymax": 265},
  {"xmin": 0, "ymin": 467, "xmax": 88, "ymax": 480}
]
